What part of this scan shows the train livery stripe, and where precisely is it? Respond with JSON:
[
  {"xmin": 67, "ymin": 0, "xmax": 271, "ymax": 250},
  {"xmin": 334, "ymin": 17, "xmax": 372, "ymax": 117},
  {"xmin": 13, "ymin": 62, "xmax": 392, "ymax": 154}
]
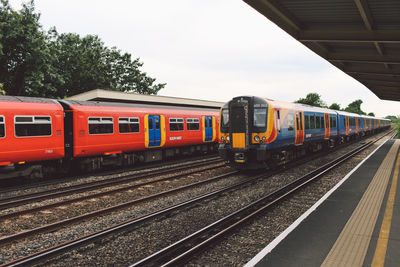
[
  {"xmin": 212, "ymin": 116, "xmax": 216, "ymax": 142},
  {"xmin": 160, "ymin": 115, "xmax": 166, "ymax": 147},
  {"xmin": 202, "ymin": 116, "xmax": 205, "ymax": 142},
  {"xmin": 144, "ymin": 115, "xmax": 149, "ymax": 148},
  {"xmin": 265, "ymin": 105, "xmax": 277, "ymax": 143},
  {"xmin": 232, "ymin": 133, "xmax": 246, "ymax": 148}
]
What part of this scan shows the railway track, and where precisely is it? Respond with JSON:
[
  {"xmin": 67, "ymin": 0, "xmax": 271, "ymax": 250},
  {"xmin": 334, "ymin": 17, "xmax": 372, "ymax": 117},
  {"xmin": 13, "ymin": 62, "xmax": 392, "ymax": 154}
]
[
  {"xmin": 0, "ymin": 156, "xmax": 223, "ymax": 210},
  {"xmin": 0, "ymin": 161, "xmax": 231, "ymax": 243},
  {"xmin": 0, "ymin": 154, "xmax": 220, "ymax": 197},
  {"xmin": 1, "ymin": 131, "xmax": 393, "ymax": 266},
  {"xmin": 134, "ymin": 131, "xmax": 396, "ymax": 267}
]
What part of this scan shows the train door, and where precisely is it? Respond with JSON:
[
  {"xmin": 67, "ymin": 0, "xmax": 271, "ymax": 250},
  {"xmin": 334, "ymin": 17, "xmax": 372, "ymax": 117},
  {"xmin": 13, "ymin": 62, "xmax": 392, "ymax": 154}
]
[
  {"xmin": 204, "ymin": 116, "xmax": 213, "ymax": 142},
  {"xmin": 295, "ymin": 111, "xmax": 304, "ymax": 145},
  {"xmin": 345, "ymin": 116, "xmax": 349, "ymax": 135},
  {"xmin": 148, "ymin": 115, "xmax": 161, "ymax": 147},
  {"xmin": 324, "ymin": 113, "xmax": 330, "ymax": 139},
  {"xmin": 356, "ymin": 117, "xmax": 359, "ymax": 133}
]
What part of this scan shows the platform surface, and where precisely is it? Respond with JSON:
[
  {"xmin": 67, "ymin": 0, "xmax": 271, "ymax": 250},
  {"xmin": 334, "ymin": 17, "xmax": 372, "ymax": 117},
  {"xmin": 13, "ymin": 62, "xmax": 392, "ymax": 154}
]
[{"xmin": 247, "ymin": 138, "xmax": 400, "ymax": 267}]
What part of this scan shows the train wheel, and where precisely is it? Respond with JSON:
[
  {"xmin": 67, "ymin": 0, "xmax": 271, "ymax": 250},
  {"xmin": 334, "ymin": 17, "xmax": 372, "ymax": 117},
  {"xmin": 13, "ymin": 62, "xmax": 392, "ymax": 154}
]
[{"xmin": 29, "ymin": 168, "xmax": 43, "ymax": 180}]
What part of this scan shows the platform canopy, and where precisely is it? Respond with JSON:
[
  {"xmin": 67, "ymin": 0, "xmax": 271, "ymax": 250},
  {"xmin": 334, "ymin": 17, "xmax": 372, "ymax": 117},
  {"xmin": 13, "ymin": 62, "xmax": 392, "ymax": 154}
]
[{"xmin": 244, "ymin": 0, "xmax": 400, "ymax": 101}]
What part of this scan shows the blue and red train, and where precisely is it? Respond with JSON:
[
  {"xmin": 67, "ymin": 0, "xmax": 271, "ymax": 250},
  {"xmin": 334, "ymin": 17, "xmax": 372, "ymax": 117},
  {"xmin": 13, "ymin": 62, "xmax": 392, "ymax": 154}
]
[
  {"xmin": 0, "ymin": 96, "xmax": 219, "ymax": 179},
  {"xmin": 218, "ymin": 96, "xmax": 391, "ymax": 169}
]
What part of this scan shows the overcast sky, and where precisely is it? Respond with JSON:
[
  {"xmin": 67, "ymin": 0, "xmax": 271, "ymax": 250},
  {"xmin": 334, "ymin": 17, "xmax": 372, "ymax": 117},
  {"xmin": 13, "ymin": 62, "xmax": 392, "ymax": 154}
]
[{"xmin": 8, "ymin": 0, "xmax": 399, "ymax": 117}]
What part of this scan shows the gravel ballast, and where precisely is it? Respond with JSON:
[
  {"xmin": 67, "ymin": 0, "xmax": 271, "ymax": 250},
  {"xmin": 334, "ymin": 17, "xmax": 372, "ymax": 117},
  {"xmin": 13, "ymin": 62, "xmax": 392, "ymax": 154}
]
[{"xmin": 0, "ymin": 131, "xmax": 392, "ymax": 266}]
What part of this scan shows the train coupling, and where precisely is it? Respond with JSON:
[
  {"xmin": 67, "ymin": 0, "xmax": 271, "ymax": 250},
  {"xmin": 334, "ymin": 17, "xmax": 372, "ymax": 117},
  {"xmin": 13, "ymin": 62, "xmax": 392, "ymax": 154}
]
[{"xmin": 234, "ymin": 152, "xmax": 245, "ymax": 163}]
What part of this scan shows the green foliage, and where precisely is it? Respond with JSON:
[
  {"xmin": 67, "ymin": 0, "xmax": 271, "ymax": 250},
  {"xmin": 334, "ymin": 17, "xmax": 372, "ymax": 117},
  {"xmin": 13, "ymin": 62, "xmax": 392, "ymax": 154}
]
[
  {"xmin": 329, "ymin": 103, "xmax": 341, "ymax": 110},
  {"xmin": 295, "ymin": 92, "xmax": 327, "ymax": 107},
  {"xmin": 394, "ymin": 116, "xmax": 400, "ymax": 138},
  {"xmin": 0, "ymin": 0, "xmax": 50, "ymax": 96},
  {"xmin": 296, "ymin": 93, "xmax": 380, "ymax": 118},
  {"xmin": 0, "ymin": 83, "xmax": 4, "ymax": 95},
  {"xmin": 385, "ymin": 115, "xmax": 398, "ymax": 122},
  {"xmin": 344, "ymin": 99, "xmax": 366, "ymax": 115},
  {"xmin": 0, "ymin": 0, "xmax": 165, "ymax": 98}
]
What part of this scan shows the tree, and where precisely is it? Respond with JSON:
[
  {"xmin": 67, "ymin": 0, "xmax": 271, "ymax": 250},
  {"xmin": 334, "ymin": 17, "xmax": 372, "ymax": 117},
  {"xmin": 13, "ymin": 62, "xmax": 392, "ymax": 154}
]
[
  {"xmin": 394, "ymin": 116, "xmax": 400, "ymax": 138},
  {"xmin": 295, "ymin": 93, "xmax": 327, "ymax": 107},
  {"xmin": 344, "ymin": 99, "xmax": 366, "ymax": 115},
  {"xmin": 0, "ymin": 83, "xmax": 4, "ymax": 95},
  {"xmin": 0, "ymin": 0, "xmax": 165, "ymax": 98},
  {"xmin": 385, "ymin": 115, "xmax": 398, "ymax": 122},
  {"xmin": 367, "ymin": 112, "xmax": 375, "ymax": 117},
  {"xmin": 0, "ymin": 0, "xmax": 53, "ymax": 96},
  {"xmin": 329, "ymin": 103, "xmax": 341, "ymax": 110}
]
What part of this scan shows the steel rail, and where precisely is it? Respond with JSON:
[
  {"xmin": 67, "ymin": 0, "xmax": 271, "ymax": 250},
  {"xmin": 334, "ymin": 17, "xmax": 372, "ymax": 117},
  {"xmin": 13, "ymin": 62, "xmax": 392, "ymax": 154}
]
[
  {"xmin": 0, "ymin": 154, "xmax": 219, "ymax": 195},
  {"xmin": 1, "ymin": 131, "xmax": 393, "ymax": 266},
  {"xmin": 0, "ymin": 163, "xmax": 226, "ymax": 220},
  {"xmin": 0, "ymin": 169, "xmax": 240, "ymax": 248},
  {"xmin": 0, "ymin": 158, "xmax": 223, "ymax": 210},
  {"xmin": 133, "ymin": 134, "xmax": 390, "ymax": 266},
  {"xmin": 1, "ymin": 169, "xmax": 280, "ymax": 267}
]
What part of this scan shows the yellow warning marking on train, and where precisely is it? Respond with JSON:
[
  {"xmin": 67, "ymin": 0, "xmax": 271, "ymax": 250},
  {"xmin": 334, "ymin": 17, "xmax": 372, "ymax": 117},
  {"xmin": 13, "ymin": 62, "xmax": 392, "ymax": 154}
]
[
  {"xmin": 371, "ymin": 149, "xmax": 400, "ymax": 267},
  {"xmin": 232, "ymin": 133, "xmax": 245, "ymax": 148}
]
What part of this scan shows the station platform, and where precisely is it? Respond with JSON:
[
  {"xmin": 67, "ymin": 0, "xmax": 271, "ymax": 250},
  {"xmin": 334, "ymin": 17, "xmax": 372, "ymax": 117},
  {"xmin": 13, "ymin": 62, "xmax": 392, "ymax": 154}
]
[{"xmin": 246, "ymin": 137, "xmax": 400, "ymax": 267}]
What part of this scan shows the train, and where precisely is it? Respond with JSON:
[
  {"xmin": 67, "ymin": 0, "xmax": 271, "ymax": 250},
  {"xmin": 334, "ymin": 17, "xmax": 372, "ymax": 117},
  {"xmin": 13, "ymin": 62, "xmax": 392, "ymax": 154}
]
[
  {"xmin": 218, "ymin": 96, "xmax": 391, "ymax": 169},
  {"xmin": 0, "ymin": 95, "xmax": 220, "ymax": 179}
]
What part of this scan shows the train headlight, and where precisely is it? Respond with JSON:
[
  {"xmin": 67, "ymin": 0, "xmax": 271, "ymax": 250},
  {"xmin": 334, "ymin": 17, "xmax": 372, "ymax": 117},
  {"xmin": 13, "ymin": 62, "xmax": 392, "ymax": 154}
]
[
  {"xmin": 262, "ymin": 136, "xmax": 266, "ymax": 141},
  {"xmin": 221, "ymin": 136, "xmax": 224, "ymax": 141},
  {"xmin": 226, "ymin": 136, "xmax": 230, "ymax": 142},
  {"xmin": 254, "ymin": 135, "xmax": 260, "ymax": 142}
]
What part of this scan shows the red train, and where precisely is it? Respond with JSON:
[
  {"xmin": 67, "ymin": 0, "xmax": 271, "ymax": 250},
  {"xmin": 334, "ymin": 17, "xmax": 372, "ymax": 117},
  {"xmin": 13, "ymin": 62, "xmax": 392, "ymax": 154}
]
[{"xmin": 0, "ymin": 96, "xmax": 220, "ymax": 179}]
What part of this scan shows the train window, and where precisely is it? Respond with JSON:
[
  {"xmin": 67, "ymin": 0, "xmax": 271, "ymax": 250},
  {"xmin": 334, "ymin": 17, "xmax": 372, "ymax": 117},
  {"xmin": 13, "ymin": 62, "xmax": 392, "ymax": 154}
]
[
  {"xmin": 296, "ymin": 116, "xmax": 299, "ymax": 130},
  {"xmin": 309, "ymin": 116, "xmax": 315, "ymax": 129},
  {"xmin": 0, "ymin": 116, "xmax": 4, "ymax": 138},
  {"xmin": 88, "ymin": 117, "xmax": 113, "ymax": 135},
  {"xmin": 15, "ymin": 116, "xmax": 52, "ymax": 137},
  {"xmin": 299, "ymin": 113, "xmax": 303, "ymax": 130},
  {"xmin": 221, "ymin": 109, "xmax": 229, "ymax": 127},
  {"xmin": 320, "ymin": 116, "xmax": 324, "ymax": 129},
  {"xmin": 349, "ymin": 118, "xmax": 355, "ymax": 126},
  {"xmin": 169, "ymin": 118, "xmax": 184, "ymax": 131},
  {"xmin": 253, "ymin": 108, "xmax": 267, "ymax": 128},
  {"xmin": 187, "ymin": 118, "xmax": 200, "ymax": 131},
  {"xmin": 305, "ymin": 115, "xmax": 310, "ymax": 130},
  {"xmin": 316, "ymin": 116, "xmax": 321, "ymax": 129},
  {"xmin": 287, "ymin": 114, "xmax": 294, "ymax": 131},
  {"xmin": 119, "ymin": 117, "xmax": 140, "ymax": 133},
  {"xmin": 333, "ymin": 117, "xmax": 337, "ymax": 128}
]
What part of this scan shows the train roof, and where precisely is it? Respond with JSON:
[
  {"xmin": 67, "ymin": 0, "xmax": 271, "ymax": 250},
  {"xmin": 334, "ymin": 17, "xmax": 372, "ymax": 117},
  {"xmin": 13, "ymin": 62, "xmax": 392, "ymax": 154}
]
[
  {"xmin": 294, "ymin": 103, "xmax": 336, "ymax": 114},
  {"xmin": 0, "ymin": 95, "xmax": 59, "ymax": 104}
]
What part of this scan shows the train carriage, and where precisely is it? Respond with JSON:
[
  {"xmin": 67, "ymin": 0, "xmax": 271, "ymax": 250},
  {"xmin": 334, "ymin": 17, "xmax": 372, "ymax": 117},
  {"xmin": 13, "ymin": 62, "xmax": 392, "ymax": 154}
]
[
  {"xmin": 218, "ymin": 96, "xmax": 390, "ymax": 170},
  {"xmin": 60, "ymin": 100, "xmax": 219, "ymax": 171},
  {"xmin": 0, "ymin": 96, "xmax": 220, "ymax": 179},
  {"xmin": 0, "ymin": 96, "xmax": 65, "ymax": 167}
]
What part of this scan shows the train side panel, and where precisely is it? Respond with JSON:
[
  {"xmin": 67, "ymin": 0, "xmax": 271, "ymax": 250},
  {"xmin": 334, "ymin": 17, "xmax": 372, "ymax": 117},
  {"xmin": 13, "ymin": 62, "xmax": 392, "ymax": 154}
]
[
  {"xmin": 61, "ymin": 102, "xmax": 219, "ymax": 158},
  {"xmin": 0, "ymin": 99, "xmax": 64, "ymax": 165}
]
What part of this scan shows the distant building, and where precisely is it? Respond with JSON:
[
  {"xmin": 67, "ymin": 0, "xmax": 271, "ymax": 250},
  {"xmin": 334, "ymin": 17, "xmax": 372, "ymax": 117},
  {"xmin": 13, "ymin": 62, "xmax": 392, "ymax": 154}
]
[{"xmin": 67, "ymin": 89, "xmax": 223, "ymax": 110}]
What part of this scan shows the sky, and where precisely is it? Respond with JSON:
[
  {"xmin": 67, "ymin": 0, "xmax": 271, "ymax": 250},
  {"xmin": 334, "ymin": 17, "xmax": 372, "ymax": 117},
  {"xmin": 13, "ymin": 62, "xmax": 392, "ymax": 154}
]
[{"xmin": 7, "ymin": 0, "xmax": 399, "ymax": 117}]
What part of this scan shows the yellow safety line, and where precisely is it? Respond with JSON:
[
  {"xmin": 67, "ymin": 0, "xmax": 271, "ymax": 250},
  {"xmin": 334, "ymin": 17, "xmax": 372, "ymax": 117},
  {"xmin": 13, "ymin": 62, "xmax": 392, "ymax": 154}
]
[{"xmin": 372, "ymin": 149, "xmax": 400, "ymax": 267}]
